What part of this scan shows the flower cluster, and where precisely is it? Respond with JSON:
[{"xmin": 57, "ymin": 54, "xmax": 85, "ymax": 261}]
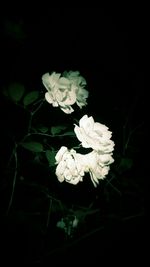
[
  {"xmin": 55, "ymin": 115, "xmax": 115, "ymax": 187},
  {"xmin": 55, "ymin": 146, "xmax": 86, "ymax": 185},
  {"xmin": 42, "ymin": 71, "xmax": 89, "ymax": 114},
  {"xmin": 42, "ymin": 70, "xmax": 115, "ymax": 186}
]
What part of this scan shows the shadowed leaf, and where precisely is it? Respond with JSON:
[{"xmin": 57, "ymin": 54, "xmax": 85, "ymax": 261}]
[
  {"xmin": 8, "ymin": 83, "xmax": 25, "ymax": 102},
  {"xmin": 21, "ymin": 141, "xmax": 44, "ymax": 152},
  {"xmin": 23, "ymin": 91, "xmax": 39, "ymax": 106},
  {"xmin": 46, "ymin": 149, "xmax": 56, "ymax": 166},
  {"xmin": 51, "ymin": 125, "xmax": 67, "ymax": 135}
]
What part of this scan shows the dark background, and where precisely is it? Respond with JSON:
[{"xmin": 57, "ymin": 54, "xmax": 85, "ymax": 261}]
[{"xmin": 0, "ymin": 8, "xmax": 146, "ymax": 265}]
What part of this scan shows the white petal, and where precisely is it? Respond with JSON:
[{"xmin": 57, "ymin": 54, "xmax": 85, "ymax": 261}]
[
  {"xmin": 64, "ymin": 169, "xmax": 72, "ymax": 181},
  {"xmin": 45, "ymin": 92, "xmax": 54, "ymax": 104},
  {"xmin": 56, "ymin": 164, "xmax": 65, "ymax": 182},
  {"xmin": 98, "ymin": 154, "xmax": 114, "ymax": 166},
  {"xmin": 59, "ymin": 77, "xmax": 70, "ymax": 86},
  {"xmin": 55, "ymin": 146, "xmax": 68, "ymax": 163},
  {"xmin": 94, "ymin": 122, "xmax": 109, "ymax": 132},
  {"xmin": 51, "ymin": 72, "xmax": 61, "ymax": 83},
  {"xmin": 78, "ymin": 115, "xmax": 88, "ymax": 127},
  {"xmin": 78, "ymin": 115, "xmax": 94, "ymax": 134},
  {"xmin": 89, "ymin": 171, "xmax": 98, "ymax": 187},
  {"xmin": 60, "ymin": 105, "xmax": 74, "ymax": 114},
  {"xmin": 67, "ymin": 176, "xmax": 81, "ymax": 185}
]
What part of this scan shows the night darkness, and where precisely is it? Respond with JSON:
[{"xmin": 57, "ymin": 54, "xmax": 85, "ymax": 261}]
[{"xmin": 0, "ymin": 8, "xmax": 146, "ymax": 265}]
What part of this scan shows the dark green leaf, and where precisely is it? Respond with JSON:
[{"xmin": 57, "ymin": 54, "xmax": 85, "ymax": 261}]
[
  {"xmin": 23, "ymin": 91, "xmax": 39, "ymax": 106},
  {"xmin": 45, "ymin": 150, "xmax": 56, "ymax": 166},
  {"xmin": 8, "ymin": 83, "xmax": 25, "ymax": 102},
  {"xmin": 51, "ymin": 125, "xmax": 67, "ymax": 135},
  {"xmin": 38, "ymin": 126, "xmax": 49, "ymax": 133},
  {"xmin": 21, "ymin": 141, "xmax": 44, "ymax": 152}
]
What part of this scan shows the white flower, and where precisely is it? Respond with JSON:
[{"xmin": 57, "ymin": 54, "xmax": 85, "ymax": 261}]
[
  {"xmin": 55, "ymin": 114, "xmax": 115, "ymax": 187},
  {"xmin": 63, "ymin": 71, "xmax": 89, "ymax": 108},
  {"xmin": 42, "ymin": 72, "xmax": 76, "ymax": 114},
  {"xmin": 55, "ymin": 146, "xmax": 114, "ymax": 187},
  {"xmin": 42, "ymin": 71, "xmax": 89, "ymax": 114},
  {"xmin": 74, "ymin": 115, "xmax": 115, "ymax": 152},
  {"xmin": 84, "ymin": 150, "xmax": 114, "ymax": 187},
  {"xmin": 55, "ymin": 146, "xmax": 85, "ymax": 185}
]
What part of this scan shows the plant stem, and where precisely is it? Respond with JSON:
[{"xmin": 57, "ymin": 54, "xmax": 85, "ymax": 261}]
[
  {"xmin": 106, "ymin": 180, "xmax": 122, "ymax": 195},
  {"xmin": 124, "ymin": 122, "xmax": 144, "ymax": 152},
  {"xmin": 28, "ymin": 99, "xmax": 45, "ymax": 132},
  {"xmin": 32, "ymin": 99, "xmax": 45, "ymax": 115},
  {"xmin": 28, "ymin": 112, "xmax": 33, "ymax": 133},
  {"xmin": 20, "ymin": 132, "xmax": 75, "ymax": 143},
  {"xmin": 46, "ymin": 198, "xmax": 53, "ymax": 228},
  {"xmin": 6, "ymin": 144, "xmax": 18, "ymax": 214}
]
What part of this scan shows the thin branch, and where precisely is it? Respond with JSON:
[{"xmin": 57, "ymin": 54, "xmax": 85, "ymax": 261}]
[
  {"xmin": 122, "ymin": 92, "xmax": 142, "ymax": 155},
  {"xmin": 27, "ymin": 99, "xmax": 45, "ymax": 133},
  {"xmin": 46, "ymin": 198, "xmax": 53, "ymax": 228},
  {"xmin": 123, "ymin": 122, "xmax": 144, "ymax": 153},
  {"xmin": 122, "ymin": 212, "xmax": 145, "ymax": 221},
  {"xmin": 6, "ymin": 144, "xmax": 18, "ymax": 214},
  {"xmin": 27, "ymin": 112, "xmax": 33, "ymax": 133},
  {"xmin": 32, "ymin": 99, "xmax": 45, "ymax": 115},
  {"xmin": 32, "ymin": 97, "xmax": 45, "ymax": 107},
  {"xmin": 20, "ymin": 131, "xmax": 75, "ymax": 143},
  {"xmin": 7, "ymin": 145, "xmax": 16, "ymax": 168},
  {"xmin": 106, "ymin": 180, "xmax": 122, "ymax": 195}
]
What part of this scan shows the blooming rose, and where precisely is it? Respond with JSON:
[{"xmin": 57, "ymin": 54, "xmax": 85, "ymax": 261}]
[
  {"xmin": 42, "ymin": 71, "xmax": 89, "ymax": 114},
  {"xmin": 63, "ymin": 71, "xmax": 89, "ymax": 108},
  {"xmin": 74, "ymin": 115, "xmax": 115, "ymax": 152},
  {"xmin": 84, "ymin": 150, "xmax": 114, "ymax": 187},
  {"xmin": 55, "ymin": 146, "xmax": 85, "ymax": 185},
  {"xmin": 42, "ymin": 72, "xmax": 76, "ymax": 114}
]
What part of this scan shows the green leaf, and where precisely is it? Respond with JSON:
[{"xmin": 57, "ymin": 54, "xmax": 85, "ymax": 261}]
[
  {"xmin": 23, "ymin": 91, "xmax": 39, "ymax": 106},
  {"xmin": 45, "ymin": 150, "xmax": 56, "ymax": 166},
  {"xmin": 38, "ymin": 126, "xmax": 49, "ymax": 133},
  {"xmin": 51, "ymin": 125, "xmax": 67, "ymax": 135},
  {"xmin": 21, "ymin": 141, "xmax": 44, "ymax": 152},
  {"xmin": 8, "ymin": 83, "xmax": 25, "ymax": 102}
]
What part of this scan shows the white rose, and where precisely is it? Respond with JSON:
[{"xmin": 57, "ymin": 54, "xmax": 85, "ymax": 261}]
[
  {"xmin": 55, "ymin": 146, "xmax": 85, "ymax": 185},
  {"xmin": 42, "ymin": 71, "xmax": 89, "ymax": 114},
  {"xmin": 84, "ymin": 151, "xmax": 113, "ymax": 187},
  {"xmin": 42, "ymin": 72, "xmax": 76, "ymax": 114},
  {"xmin": 63, "ymin": 71, "xmax": 89, "ymax": 109},
  {"xmin": 74, "ymin": 115, "xmax": 115, "ymax": 152}
]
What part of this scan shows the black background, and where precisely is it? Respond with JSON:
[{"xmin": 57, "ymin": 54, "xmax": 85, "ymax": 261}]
[{"xmin": 0, "ymin": 8, "xmax": 146, "ymax": 265}]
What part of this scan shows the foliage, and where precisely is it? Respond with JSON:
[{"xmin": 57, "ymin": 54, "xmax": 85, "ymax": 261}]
[{"xmin": 1, "ymin": 74, "xmax": 144, "ymax": 263}]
